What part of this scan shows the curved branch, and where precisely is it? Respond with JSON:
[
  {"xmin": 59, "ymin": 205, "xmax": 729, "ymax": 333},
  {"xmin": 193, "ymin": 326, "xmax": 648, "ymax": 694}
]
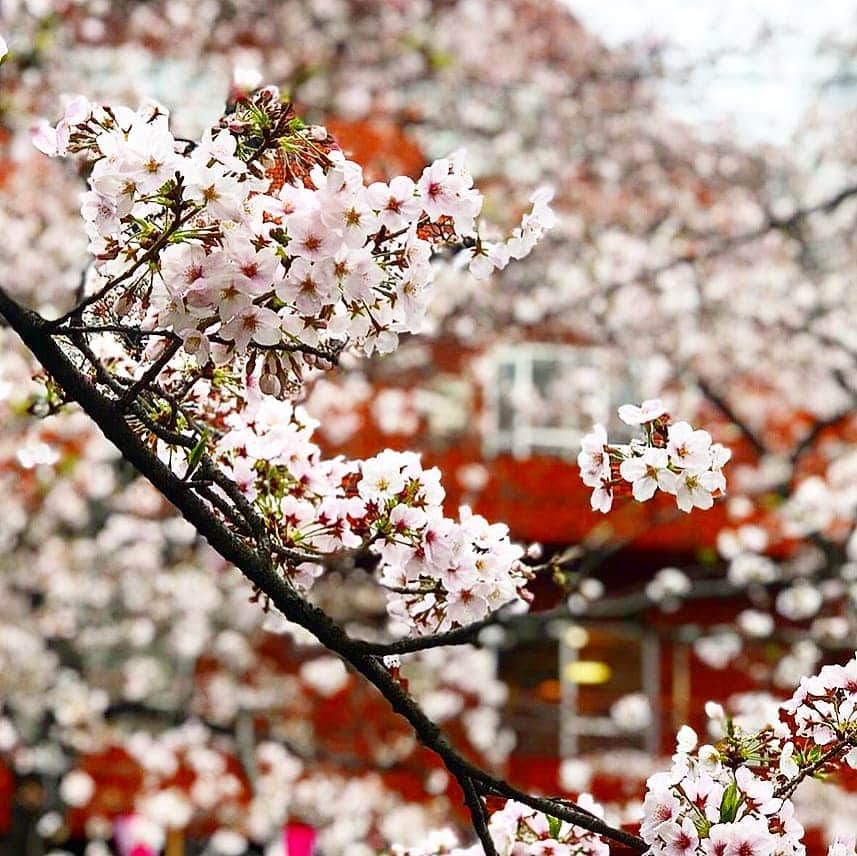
[
  {"xmin": 352, "ymin": 612, "xmax": 501, "ymax": 655},
  {"xmin": 696, "ymin": 377, "xmax": 767, "ymax": 457},
  {"xmin": 0, "ymin": 286, "xmax": 646, "ymax": 852}
]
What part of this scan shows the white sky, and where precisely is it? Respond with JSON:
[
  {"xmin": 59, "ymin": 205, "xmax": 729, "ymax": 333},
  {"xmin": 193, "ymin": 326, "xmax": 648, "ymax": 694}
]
[{"xmin": 564, "ymin": 0, "xmax": 857, "ymax": 146}]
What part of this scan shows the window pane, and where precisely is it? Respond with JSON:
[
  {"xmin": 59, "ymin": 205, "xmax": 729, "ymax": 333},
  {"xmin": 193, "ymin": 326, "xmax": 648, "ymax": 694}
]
[{"xmin": 485, "ymin": 345, "xmax": 638, "ymax": 456}]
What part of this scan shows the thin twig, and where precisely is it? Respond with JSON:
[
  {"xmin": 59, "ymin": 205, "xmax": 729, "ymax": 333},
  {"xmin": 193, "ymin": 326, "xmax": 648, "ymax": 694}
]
[{"xmin": 119, "ymin": 340, "xmax": 182, "ymax": 409}]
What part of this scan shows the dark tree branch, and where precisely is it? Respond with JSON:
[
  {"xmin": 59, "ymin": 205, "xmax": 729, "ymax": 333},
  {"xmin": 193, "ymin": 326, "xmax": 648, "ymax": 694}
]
[
  {"xmin": 774, "ymin": 738, "xmax": 850, "ymax": 801},
  {"xmin": 461, "ymin": 776, "xmax": 499, "ymax": 856},
  {"xmin": 46, "ymin": 194, "xmax": 194, "ymax": 331},
  {"xmin": 0, "ymin": 286, "xmax": 646, "ymax": 852},
  {"xmin": 789, "ymin": 410, "xmax": 853, "ymax": 466},
  {"xmin": 696, "ymin": 377, "xmax": 767, "ymax": 457},
  {"xmin": 352, "ymin": 612, "xmax": 501, "ymax": 655},
  {"xmin": 119, "ymin": 340, "xmax": 182, "ymax": 409}
]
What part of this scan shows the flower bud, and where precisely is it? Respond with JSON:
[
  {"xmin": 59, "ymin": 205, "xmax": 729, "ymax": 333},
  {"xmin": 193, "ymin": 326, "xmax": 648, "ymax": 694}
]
[
  {"xmin": 114, "ymin": 291, "xmax": 134, "ymax": 317},
  {"xmin": 259, "ymin": 372, "xmax": 281, "ymax": 397}
]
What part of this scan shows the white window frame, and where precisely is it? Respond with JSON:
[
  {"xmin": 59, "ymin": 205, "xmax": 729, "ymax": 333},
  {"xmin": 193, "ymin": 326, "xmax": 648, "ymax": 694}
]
[{"xmin": 483, "ymin": 342, "xmax": 624, "ymax": 459}]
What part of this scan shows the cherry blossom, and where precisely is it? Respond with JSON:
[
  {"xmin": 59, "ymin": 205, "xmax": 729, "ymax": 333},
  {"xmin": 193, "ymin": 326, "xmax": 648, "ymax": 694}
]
[
  {"xmin": 620, "ymin": 448, "xmax": 673, "ymax": 501},
  {"xmin": 618, "ymin": 398, "xmax": 668, "ymax": 425},
  {"xmin": 395, "ymin": 797, "xmax": 610, "ymax": 856},
  {"xmin": 30, "ymin": 87, "xmax": 553, "ymax": 408},
  {"xmin": 580, "ymin": 404, "xmax": 730, "ymax": 514}
]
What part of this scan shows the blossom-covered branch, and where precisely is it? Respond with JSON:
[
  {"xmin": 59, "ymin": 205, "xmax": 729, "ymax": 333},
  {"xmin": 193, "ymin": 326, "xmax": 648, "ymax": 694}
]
[
  {"xmin": 27, "ymin": 87, "xmax": 557, "ymax": 637},
  {"xmin": 579, "ymin": 398, "xmax": 731, "ymax": 514},
  {"xmin": 0, "ymin": 285, "xmax": 646, "ymax": 856},
  {"xmin": 0, "ymin": 82, "xmax": 651, "ymax": 854}
]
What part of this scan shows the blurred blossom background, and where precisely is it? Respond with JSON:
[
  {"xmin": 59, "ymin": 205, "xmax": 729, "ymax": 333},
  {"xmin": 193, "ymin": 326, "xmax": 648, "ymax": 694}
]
[{"xmin": 0, "ymin": 1, "xmax": 856, "ymax": 854}]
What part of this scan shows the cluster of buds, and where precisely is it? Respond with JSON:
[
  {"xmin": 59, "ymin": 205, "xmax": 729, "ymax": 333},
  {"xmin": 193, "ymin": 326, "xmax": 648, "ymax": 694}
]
[{"xmin": 578, "ymin": 399, "xmax": 730, "ymax": 513}]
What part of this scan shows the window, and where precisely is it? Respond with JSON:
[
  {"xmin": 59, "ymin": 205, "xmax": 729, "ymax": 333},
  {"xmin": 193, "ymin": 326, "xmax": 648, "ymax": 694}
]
[
  {"xmin": 483, "ymin": 343, "xmax": 635, "ymax": 458},
  {"xmin": 559, "ymin": 622, "xmax": 661, "ymax": 756}
]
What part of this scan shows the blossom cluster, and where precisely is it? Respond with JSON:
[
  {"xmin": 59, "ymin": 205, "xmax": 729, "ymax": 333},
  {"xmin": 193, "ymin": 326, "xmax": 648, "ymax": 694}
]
[
  {"xmin": 34, "ymin": 88, "xmax": 554, "ymax": 396},
  {"xmin": 642, "ymin": 757, "xmax": 804, "ymax": 856},
  {"xmin": 578, "ymin": 399, "xmax": 730, "ymax": 513},
  {"xmin": 392, "ymin": 796, "xmax": 610, "ymax": 856},
  {"xmin": 218, "ymin": 387, "xmax": 530, "ymax": 634},
  {"xmin": 25, "ymin": 83, "xmax": 554, "ymax": 640},
  {"xmin": 782, "ymin": 658, "xmax": 857, "ymax": 762},
  {"xmin": 482, "ymin": 799, "xmax": 610, "ymax": 856},
  {"xmin": 642, "ymin": 654, "xmax": 857, "ymax": 856}
]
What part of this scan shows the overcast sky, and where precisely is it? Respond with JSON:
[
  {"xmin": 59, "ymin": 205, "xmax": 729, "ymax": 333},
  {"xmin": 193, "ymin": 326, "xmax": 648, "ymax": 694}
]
[{"xmin": 564, "ymin": 0, "xmax": 857, "ymax": 146}]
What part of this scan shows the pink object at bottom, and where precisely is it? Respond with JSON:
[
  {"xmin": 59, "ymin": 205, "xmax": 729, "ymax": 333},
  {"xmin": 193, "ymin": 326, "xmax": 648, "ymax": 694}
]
[
  {"xmin": 285, "ymin": 823, "xmax": 316, "ymax": 855},
  {"xmin": 113, "ymin": 814, "xmax": 156, "ymax": 856}
]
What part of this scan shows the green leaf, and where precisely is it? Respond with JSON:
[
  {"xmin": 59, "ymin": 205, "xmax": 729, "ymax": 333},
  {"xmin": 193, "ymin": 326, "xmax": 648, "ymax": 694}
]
[
  {"xmin": 185, "ymin": 430, "xmax": 209, "ymax": 479},
  {"xmin": 547, "ymin": 815, "xmax": 562, "ymax": 839},
  {"xmin": 719, "ymin": 780, "xmax": 740, "ymax": 823}
]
